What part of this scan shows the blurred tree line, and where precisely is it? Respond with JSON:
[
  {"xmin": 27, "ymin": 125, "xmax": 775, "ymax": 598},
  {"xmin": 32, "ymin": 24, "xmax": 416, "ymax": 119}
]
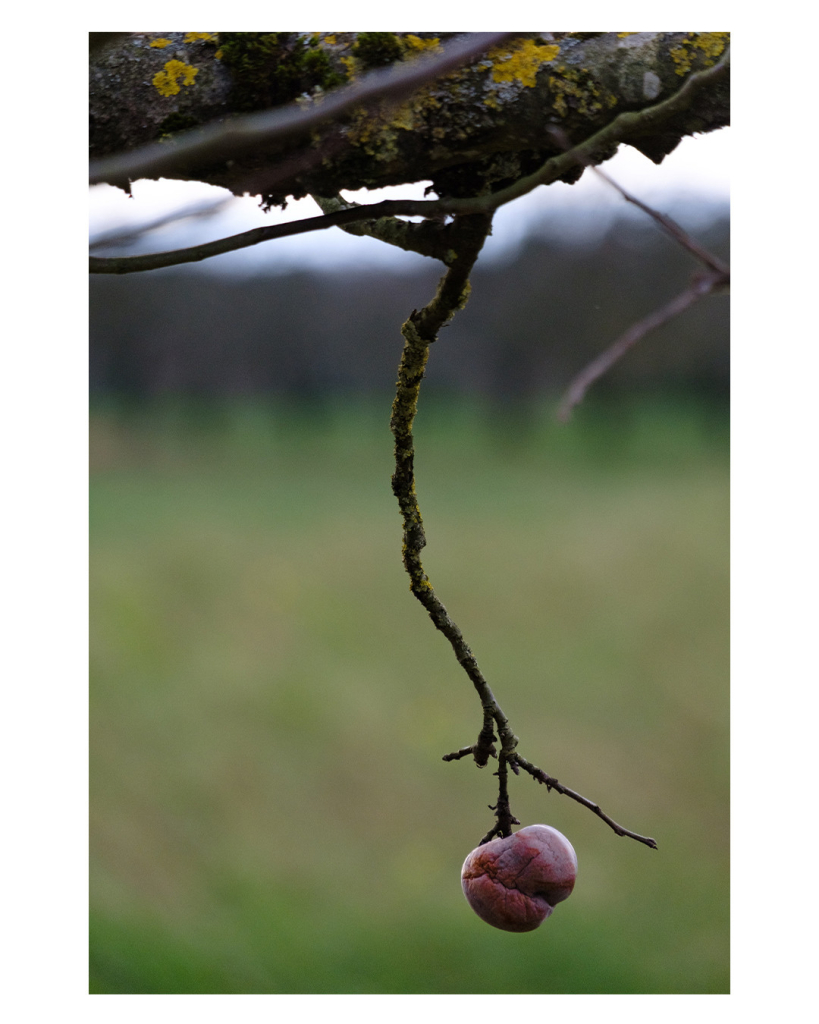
[{"xmin": 90, "ymin": 208, "xmax": 728, "ymax": 408}]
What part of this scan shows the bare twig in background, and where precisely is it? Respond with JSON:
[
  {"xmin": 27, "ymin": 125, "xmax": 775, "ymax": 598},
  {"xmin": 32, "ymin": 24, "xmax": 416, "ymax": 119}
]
[
  {"xmin": 550, "ymin": 120, "xmax": 730, "ymax": 276},
  {"xmin": 592, "ymin": 164, "xmax": 730, "ymax": 276},
  {"xmin": 89, "ymin": 197, "xmax": 233, "ymax": 251},
  {"xmin": 556, "ymin": 272, "xmax": 728, "ymax": 422},
  {"xmin": 89, "ymin": 198, "xmax": 460, "ymax": 274},
  {"xmin": 547, "ymin": 104, "xmax": 730, "ymax": 421},
  {"xmin": 88, "ymin": 32, "xmax": 516, "ymax": 187}
]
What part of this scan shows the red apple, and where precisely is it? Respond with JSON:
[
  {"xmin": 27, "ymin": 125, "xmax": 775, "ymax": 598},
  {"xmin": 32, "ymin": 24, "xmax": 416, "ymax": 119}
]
[{"xmin": 461, "ymin": 824, "xmax": 577, "ymax": 932}]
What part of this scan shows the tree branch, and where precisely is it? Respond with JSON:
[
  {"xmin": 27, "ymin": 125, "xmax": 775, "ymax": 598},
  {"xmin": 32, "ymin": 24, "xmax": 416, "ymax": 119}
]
[
  {"xmin": 309, "ymin": 193, "xmax": 456, "ymax": 263},
  {"xmin": 592, "ymin": 164, "xmax": 730, "ymax": 276},
  {"xmin": 513, "ymin": 754, "xmax": 658, "ymax": 849},
  {"xmin": 88, "ymin": 200, "xmax": 441, "ymax": 274},
  {"xmin": 90, "ymin": 32, "xmax": 729, "ymax": 202},
  {"xmin": 479, "ymin": 755, "xmax": 521, "ymax": 844},
  {"xmin": 556, "ymin": 272, "xmax": 728, "ymax": 422},
  {"xmin": 90, "ymin": 52, "xmax": 730, "ymax": 275},
  {"xmin": 89, "ymin": 32, "xmax": 516, "ymax": 187},
  {"xmin": 390, "ymin": 213, "xmax": 521, "ymax": 766},
  {"xmin": 391, "ymin": 215, "xmax": 656, "ymax": 848},
  {"xmin": 89, "ymin": 197, "xmax": 232, "ymax": 251},
  {"xmin": 548, "ymin": 121, "xmax": 730, "ymax": 276},
  {"xmin": 550, "ymin": 111, "xmax": 730, "ymax": 421},
  {"xmin": 89, "ymin": 32, "xmax": 131, "ymax": 56}
]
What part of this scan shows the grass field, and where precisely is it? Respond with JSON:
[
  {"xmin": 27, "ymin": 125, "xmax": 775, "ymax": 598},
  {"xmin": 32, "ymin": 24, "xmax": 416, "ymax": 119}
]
[{"xmin": 89, "ymin": 395, "xmax": 729, "ymax": 994}]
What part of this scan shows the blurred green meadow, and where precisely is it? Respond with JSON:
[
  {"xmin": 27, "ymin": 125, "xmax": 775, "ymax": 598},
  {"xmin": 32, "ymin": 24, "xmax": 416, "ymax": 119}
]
[{"xmin": 89, "ymin": 394, "xmax": 729, "ymax": 994}]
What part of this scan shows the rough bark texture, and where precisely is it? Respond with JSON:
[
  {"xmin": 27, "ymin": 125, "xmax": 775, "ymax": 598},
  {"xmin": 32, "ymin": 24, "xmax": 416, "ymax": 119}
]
[{"xmin": 89, "ymin": 31, "xmax": 729, "ymax": 205}]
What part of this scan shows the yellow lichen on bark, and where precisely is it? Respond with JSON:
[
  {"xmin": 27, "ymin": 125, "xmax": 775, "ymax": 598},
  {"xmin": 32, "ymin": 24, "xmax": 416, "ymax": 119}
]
[
  {"xmin": 403, "ymin": 35, "xmax": 442, "ymax": 55},
  {"xmin": 547, "ymin": 65, "xmax": 616, "ymax": 118},
  {"xmin": 669, "ymin": 32, "xmax": 729, "ymax": 75},
  {"xmin": 152, "ymin": 60, "xmax": 199, "ymax": 97},
  {"xmin": 490, "ymin": 39, "xmax": 560, "ymax": 87}
]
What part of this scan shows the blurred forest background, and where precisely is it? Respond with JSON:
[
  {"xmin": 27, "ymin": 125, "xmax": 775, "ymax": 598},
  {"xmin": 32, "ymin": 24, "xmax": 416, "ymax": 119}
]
[
  {"xmin": 91, "ymin": 212, "xmax": 728, "ymax": 404},
  {"xmin": 89, "ymin": 203, "xmax": 729, "ymax": 993}
]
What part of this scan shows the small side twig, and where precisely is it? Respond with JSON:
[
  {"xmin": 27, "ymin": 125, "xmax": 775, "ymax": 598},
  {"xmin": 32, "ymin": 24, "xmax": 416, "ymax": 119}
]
[
  {"xmin": 310, "ymin": 193, "xmax": 458, "ymax": 264},
  {"xmin": 442, "ymin": 709, "xmax": 498, "ymax": 766},
  {"xmin": 442, "ymin": 745, "xmax": 479, "ymax": 762},
  {"xmin": 513, "ymin": 753, "xmax": 657, "ymax": 849},
  {"xmin": 592, "ymin": 165, "xmax": 730, "ymax": 276},
  {"xmin": 474, "ymin": 710, "xmax": 499, "ymax": 768}
]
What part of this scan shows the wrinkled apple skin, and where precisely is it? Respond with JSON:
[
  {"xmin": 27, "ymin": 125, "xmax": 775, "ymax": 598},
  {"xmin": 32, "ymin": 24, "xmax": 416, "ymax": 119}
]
[{"xmin": 461, "ymin": 824, "xmax": 577, "ymax": 932}]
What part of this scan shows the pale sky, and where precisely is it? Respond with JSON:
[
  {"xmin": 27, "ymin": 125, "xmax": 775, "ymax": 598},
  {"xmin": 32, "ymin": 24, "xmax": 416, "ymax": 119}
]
[{"xmin": 89, "ymin": 127, "xmax": 730, "ymax": 274}]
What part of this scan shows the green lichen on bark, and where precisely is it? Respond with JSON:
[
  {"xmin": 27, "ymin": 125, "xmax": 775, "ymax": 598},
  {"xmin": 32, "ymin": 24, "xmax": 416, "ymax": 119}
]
[
  {"xmin": 548, "ymin": 65, "xmax": 617, "ymax": 119},
  {"xmin": 390, "ymin": 214, "xmax": 489, "ymax": 568},
  {"xmin": 156, "ymin": 112, "xmax": 201, "ymax": 138},
  {"xmin": 389, "ymin": 210, "xmax": 525, "ymax": 777},
  {"xmin": 218, "ymin": 32, "xmax": 348, "ymax": 112},
  {"xmin": 351, "ymin": 32, "xmax": 404, "ymax": 69}
]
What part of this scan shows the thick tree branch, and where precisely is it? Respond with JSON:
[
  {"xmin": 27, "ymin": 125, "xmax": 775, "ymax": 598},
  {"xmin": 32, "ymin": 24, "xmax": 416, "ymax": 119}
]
[
  {"xmin": 90, "ymin": 32, "xmax": 729, "ymax": 203},
  {"xmin": 89, "ymin": 33, "xmax": 131, "ymax": 56},
  {"xmin": 90, "ymin": 52, "xmax": 729, "ymax": 276},
  {"xmin": 89, "ymin": 32, "xmax": 515, "ymax": 188}
]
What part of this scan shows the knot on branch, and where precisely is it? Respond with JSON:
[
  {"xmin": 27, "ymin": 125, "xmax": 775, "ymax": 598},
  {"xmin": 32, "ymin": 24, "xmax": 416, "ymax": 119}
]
[
  {"xmin": 473, "ymin": 720, "xmax": 498, "ymax": 767},
  {"xmin": 499, "ymin": 730, "xmax": 519, "ymax": 758}
]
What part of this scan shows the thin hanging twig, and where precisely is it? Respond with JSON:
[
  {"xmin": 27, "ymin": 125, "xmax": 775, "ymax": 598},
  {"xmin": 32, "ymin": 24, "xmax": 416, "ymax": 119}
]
[{"xmin": 393, "ymin": 214, "xmax": 657, "ymax": 849}]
